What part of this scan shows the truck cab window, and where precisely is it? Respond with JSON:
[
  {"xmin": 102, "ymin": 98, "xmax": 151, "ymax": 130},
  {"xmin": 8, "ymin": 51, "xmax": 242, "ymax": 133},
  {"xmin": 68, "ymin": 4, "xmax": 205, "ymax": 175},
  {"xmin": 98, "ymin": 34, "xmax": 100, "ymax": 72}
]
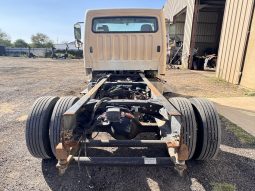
[{"xmin": 92, "ymin": 17, "xmax": 158, "ymax": 33}]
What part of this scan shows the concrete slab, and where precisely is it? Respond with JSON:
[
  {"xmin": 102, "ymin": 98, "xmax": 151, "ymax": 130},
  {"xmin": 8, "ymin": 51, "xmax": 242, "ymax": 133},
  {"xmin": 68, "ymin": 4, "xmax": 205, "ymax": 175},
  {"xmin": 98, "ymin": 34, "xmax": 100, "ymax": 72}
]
[{"xmin": 208, "ymin": 97, "xmax": 255, "ymax": 137}]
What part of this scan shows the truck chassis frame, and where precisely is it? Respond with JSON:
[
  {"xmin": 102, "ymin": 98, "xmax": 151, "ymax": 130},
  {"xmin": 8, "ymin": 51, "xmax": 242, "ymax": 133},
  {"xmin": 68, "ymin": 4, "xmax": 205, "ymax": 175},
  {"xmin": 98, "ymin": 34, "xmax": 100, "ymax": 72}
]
[
  {"xmin": 26, "ymin": 71, "xmax": 221, "ymax": 177},
  {"xmin": 55, "ymin": 73, "xmax": 188, "ymax": 175}
]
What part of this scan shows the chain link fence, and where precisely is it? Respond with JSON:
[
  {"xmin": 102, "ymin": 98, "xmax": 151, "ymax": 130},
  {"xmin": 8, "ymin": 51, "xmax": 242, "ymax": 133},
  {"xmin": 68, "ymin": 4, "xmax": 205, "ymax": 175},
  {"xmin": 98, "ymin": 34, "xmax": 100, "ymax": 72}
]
[{"xmin": 5, "ymin": 47, "xmax": 52, "ymax": 57}]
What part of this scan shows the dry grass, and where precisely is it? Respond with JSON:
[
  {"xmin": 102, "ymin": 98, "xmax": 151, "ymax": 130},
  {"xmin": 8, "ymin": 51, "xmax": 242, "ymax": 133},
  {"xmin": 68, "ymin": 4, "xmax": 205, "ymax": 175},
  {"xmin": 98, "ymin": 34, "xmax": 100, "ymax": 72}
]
[
  {"xmin": 211, "ymin": 182, "xmax": 236, "ymax": 191},
  {"xmin": 221, "ymin": 116, "xmax": 255, "ymax": 145}
]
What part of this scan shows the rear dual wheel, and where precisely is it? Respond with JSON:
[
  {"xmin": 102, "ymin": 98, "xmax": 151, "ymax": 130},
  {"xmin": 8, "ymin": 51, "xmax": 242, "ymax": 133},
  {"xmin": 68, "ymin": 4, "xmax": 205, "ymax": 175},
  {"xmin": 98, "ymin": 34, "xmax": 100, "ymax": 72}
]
[
  {"xmin": 49, "ymin": 96, "xmax": 79, "ymax": 156},
  {"xmin": 169, "ymin": 97, "xmax": 197, "ymax": 160},
  {"xmin": 169, "ymin": 97, "xmax": 221, "ymax": 160},
  {"xmin": 25, "ymin": 96, "xmax": 79, "ymax": 159},
  {"xmin": 190, "ymin": 98, "xmax": 221, "ymax": 160},
  {"xmin": 26, "ymin": 96, "xmax": 59, "ymax": 159}
]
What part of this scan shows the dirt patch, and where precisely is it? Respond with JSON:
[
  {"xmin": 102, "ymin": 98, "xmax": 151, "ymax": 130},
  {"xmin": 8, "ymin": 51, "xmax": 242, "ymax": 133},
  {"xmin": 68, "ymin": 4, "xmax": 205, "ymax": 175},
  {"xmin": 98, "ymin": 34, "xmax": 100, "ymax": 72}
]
[
  {"xmin": 211, "ymin": 182, "xmax": 236, "ymax": 191},
  {"xmin": 165, "ymin": 69, "xmax": 247, "ymax": 98},
  {"xmin": 16, "ymin": 115, "xmax": 28, "ymax": 122},
  {"xmin": 0, "ymin": 103, "xmax": 15, "ymax": 115}
]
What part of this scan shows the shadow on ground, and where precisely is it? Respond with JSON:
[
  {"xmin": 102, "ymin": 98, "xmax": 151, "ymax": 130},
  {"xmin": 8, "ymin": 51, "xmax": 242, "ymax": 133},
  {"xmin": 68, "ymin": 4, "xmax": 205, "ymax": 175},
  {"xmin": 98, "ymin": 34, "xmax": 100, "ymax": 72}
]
[
  {"xmin": 163, "ymin": 92, "xmax": 193, "ymax": 99},
  {"xmin": 42, "ymin": 120, "xmax": 255, "ymax": 191}
]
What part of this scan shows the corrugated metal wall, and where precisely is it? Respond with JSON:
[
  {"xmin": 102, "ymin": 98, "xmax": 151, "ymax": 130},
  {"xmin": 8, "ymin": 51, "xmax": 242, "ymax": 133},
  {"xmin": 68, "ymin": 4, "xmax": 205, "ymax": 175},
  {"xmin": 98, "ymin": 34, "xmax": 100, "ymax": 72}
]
[
  {"xmin": 195, "ymin": 12, "xmax": 220, "ymax": 55},
  {"xmin": 163, "ymin": 0, "xmax": 187, "ymax": 20},
  {"xmin": 240, "ymin": 9, "xmax": 255, "ymax": 89},
  {"xmin": 216, "ymin": 0, "xmax": 255, "ymax": 84},
  {"xmin": 173, "ymin": 12, "xmax": 186, "ymax": 41},
  {"xmin": 163, "ymin": 0, "xmax": 196, "ymax": 68}
]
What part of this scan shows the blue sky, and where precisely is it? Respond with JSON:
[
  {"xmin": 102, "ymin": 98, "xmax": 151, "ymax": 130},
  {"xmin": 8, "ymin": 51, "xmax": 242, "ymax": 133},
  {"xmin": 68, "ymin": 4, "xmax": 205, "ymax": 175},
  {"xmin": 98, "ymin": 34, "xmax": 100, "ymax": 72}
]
[{"xmin": 0, "ymin": 0, "xmax": 165, "ymax": 43}]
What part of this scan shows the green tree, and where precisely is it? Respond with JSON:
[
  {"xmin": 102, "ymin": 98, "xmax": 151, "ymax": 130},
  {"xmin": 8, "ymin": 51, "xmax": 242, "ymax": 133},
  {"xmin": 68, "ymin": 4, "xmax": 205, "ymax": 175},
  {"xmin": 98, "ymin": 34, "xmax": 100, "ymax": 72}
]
[
  {"xmin": 31, "ymin": 33, "xmax": 53, "ymax": 48},
  {"xmin": 14, "ymin": 39, "xmax": 28, "ymax": 48},
  {"xmin": 0, "ymin": 29, "xmax": 12, "ymax": 47}
]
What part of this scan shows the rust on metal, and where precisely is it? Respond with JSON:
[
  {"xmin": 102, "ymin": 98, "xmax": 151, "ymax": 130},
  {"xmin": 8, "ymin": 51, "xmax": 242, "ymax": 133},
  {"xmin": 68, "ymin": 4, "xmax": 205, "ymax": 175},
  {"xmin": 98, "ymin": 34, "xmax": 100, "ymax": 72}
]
[
  {"xmin": 123, "ymin": 112, "xmax": 135, "ymax": 119},
  {"xmin": 56, "ymin": 143, "xmax": 80, "ymax": 174},
  {"xmin": 60, "ymin": 76, "xmax": 109, "ymax": 147},
  {"xmin": 167, "ymin": 143, "xmax": 189, "ymax": 161},
  {"xmin": 64, "ymin": 140, "xmax": 80, "ymax": 148},
  {"xmin": 56, "ymin": 143, "xmax": 80, "ymax": 160},
  {"xmin": 61, "ymin": 129, "xmax": 80, "ymax": 148},
  {"xmin": 177, "ymin": 144, "xmax": 189, "ymax": 161},
  {"xmin": 166, "ymin": 139, "xmax": 180, "ymax": 148},
  {"xmin": 56, "ymin": 143, "xmax": 69, "ymax": 160}
]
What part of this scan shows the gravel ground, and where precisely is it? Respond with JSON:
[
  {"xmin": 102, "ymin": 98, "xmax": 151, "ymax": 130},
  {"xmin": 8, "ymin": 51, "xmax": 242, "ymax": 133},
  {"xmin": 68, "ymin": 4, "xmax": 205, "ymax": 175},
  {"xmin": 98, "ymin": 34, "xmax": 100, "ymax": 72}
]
[{"xmin": 0, "ymin": 57, "xmax": 254, "ymax": 191}]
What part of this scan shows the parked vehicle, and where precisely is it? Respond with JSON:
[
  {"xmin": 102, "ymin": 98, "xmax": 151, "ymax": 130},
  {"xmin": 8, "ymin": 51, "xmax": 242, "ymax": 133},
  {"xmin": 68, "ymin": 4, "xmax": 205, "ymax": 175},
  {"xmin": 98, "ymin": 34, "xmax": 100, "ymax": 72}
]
[{"xmin": 25, "ymin": 9, "xmax": 221, "ymax": 177}]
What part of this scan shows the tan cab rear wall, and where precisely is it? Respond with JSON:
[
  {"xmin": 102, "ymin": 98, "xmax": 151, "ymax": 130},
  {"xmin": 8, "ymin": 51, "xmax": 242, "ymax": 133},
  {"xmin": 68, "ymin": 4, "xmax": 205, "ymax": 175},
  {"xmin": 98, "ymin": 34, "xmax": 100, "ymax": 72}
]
[{"xmin": 84, "ymin": 9, "xmax": 167, "ymax": 76}]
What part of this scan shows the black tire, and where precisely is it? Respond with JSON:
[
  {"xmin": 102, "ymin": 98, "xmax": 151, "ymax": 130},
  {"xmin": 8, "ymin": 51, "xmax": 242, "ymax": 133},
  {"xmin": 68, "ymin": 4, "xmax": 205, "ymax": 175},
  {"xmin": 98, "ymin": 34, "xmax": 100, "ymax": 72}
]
[
  {"xmin": 169, "ymin": 97, "xmax": 197, "ymax": 160},
  {"xmin": 49, "ymin": 96, "xmax": 79, "ymax": 157},
  {"xmin": 26, "ymin": 96, "xmax": 59, "ymax": 159},
  {"xmin": 190, "ymin": 98, "xmax": 221, "ymax": 160}
]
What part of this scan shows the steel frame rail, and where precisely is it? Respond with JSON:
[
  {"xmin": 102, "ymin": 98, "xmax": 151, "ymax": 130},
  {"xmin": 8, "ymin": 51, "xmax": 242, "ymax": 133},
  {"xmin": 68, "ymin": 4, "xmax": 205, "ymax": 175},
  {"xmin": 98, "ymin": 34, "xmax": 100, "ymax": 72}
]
[{"xmin": 56, "ymin": 73, "xmax": 188, "ymax": 176}]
